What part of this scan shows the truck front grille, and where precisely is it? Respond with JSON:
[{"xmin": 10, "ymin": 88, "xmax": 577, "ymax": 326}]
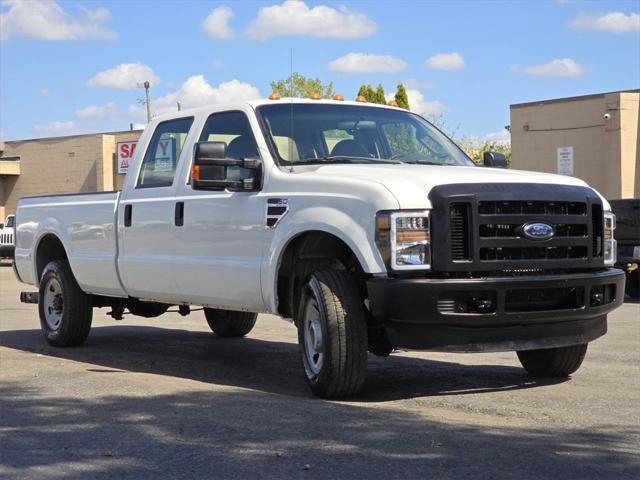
[
  {"xmin": 450, "ymin": 203, "xmax": 471, "ymax": 261},
  {"xmin": 430, "ymin": 183, "xmax": 606, "ymax": 272},
  {"xmin": 0, "ymin": 233, "xmax": 13, "ymax": 245}
]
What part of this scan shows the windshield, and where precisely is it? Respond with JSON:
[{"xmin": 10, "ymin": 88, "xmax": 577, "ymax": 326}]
[{"xmin": 256, "ymin": 103, "xmax": 474, "ymax": 167}]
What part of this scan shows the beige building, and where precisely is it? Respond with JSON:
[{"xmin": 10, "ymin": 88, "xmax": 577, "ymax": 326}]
[
  {"xmin": 510, "ymin": 89, "xmax": 639, "ymax": 200},
  {"xmin": 0, "ymin": 130, "xmax": 141, "ymax": 219}
]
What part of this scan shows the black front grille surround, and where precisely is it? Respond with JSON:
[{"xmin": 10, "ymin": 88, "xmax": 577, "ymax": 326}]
[{"xmin": 429, "ymin": 183, "xmax": 606, "ymax": 272}]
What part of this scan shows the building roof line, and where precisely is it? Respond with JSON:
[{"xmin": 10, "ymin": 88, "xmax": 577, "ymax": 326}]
[{"xmin": 511, "ymin": 89, "xmax": 640, "ymax": 109}]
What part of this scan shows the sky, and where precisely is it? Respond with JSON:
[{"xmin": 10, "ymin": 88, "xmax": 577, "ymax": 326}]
[{"xmin": 1, "ymin": 0, "xmax": 639, "ymax": 144}]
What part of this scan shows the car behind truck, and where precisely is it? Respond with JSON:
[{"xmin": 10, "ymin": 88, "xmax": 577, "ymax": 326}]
[{"xmin": 13, "ymin": 99, "xmax": 624, "ymax": 398}]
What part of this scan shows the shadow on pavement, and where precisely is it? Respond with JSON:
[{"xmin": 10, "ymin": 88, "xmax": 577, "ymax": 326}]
[
  {"xmin": 0, "ymin": 380, "xmax": 637, "ymax": 480},
  {"xmin": 0, "ymin": 325, "xmax": 565, "ymax": 402}
]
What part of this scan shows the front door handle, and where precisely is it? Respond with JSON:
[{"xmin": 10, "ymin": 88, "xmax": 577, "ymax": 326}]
[
  {"xmin": 124, "ymin": 204, "xmax": 132, "ymax": 227},
  {"xmin": 175, "ymin": 201, "xmax": 184, "ymax": 227}
]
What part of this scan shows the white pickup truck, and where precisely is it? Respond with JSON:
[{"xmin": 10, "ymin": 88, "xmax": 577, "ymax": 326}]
[{"xmin": 13, "ymin": 99, "xmax": 624, "ymax": 398}]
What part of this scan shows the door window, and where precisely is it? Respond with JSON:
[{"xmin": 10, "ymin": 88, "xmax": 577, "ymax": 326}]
[
  {"xmin": 199, "ymin": 111, "xmax": 259, "ymax": 181},
  {"xmin": 137, "ymin": 117, "xmax": 194, "ymax": 187}
]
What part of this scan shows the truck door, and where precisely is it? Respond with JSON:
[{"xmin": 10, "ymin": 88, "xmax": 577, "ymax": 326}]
[
  {"xmin": 118, "ymin": 117, "xmax": 195, "ymax": 302},
  {"xmin": 173, "ymin": 110, "xmax": 265, "ymax": 310}
]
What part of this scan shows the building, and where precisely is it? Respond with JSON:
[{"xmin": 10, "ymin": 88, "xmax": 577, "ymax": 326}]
[
  {"xmin": 0, "ymin": 130, "xmax": 142, "ymax": 219},
  {"xmin": 510, "ymin": 89, "xmax": 639, "ymax": 200}
]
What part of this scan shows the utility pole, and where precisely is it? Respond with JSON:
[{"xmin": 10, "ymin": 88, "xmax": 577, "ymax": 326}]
[{"xmin": 144, "ymin": 81, "xmax": 151, "ymax": 122}]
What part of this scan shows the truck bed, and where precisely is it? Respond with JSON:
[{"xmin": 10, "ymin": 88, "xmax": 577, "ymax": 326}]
[{"xmin": 14, "ymin": 191, "xmax": 127, "ymax": 297}]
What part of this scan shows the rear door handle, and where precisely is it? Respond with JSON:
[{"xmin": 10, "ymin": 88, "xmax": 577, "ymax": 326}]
[
  {"xmin": 175, "ymin": 201, "xmax": 184, "ymax": 227},
  {"xmin": 124, "ymin": 204, "xmax": 132, "ymax": 227}
]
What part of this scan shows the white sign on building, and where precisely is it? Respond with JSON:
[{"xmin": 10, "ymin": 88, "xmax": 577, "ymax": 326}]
[
  {"xmin": 116, "ymin": 141, "xmax": 138, "ymax": 174},
  {"xmin": 557, "ymin": 146, "xmax": 574, "ymax": 176}
]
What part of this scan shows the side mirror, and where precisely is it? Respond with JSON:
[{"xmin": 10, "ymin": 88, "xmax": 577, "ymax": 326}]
[
  {"xmin": 483, "ymin": 151, "xmax": 508, "ymax": 168},
  {"xmin": 0, "ymin": 224, "xmax": 3, "ymax": 229},
  {"xmin": 191, "ymin": 141, "xmax": 261, "ymax": 191}
]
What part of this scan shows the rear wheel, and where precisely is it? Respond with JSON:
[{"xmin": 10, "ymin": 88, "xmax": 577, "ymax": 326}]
[
  {"xmin": 204, "ymin": 309, "xmax": 257, "ymax": 337},
  {"xmin": 297, "ymin": 270, "xmax": 368, "ymax": 398},
  {"xmin": 38, "ymin": 260, "xmax": 93, "ymax": 347},
  {"xmin": 517, "ymin": 344, "xmax": 588, "ymax": 377}
]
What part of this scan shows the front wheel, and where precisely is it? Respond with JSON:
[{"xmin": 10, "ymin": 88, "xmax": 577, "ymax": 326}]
[
  {"xmin": 38, "ymin": 260, "xmax": 93, "ymax": 347},
  {"xmin": 297, "ymin": 270, "xmax": 368, "ymax": 398},
  {"xmin": 517, "ymin": 344, "xmax": 588, "ymax": 377},
  {"xmin": 204, "ymin": 309, "xmax": 257, "ymax": 337}
]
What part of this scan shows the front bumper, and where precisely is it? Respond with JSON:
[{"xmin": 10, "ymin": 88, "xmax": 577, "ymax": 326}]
[
  {"xmin": 366, "ymin": 268, "xmax": 625, "ymax": 352},
  {"xmin": 0, "ymin": 245, "xmax": 14, "ymax": 258}
]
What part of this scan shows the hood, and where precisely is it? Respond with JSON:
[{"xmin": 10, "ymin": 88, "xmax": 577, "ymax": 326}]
[{"xmin": 300, "ymin": 163, "xmax": 609, "ymax": 210}]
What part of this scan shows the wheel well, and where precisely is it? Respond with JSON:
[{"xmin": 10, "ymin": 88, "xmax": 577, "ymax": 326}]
[
  {"xmin": 35, "ymin": 234, "xmax": 68, "ymax": 283},
  {"xmin": 276, "ymin": 231, "xmax": 365, "ymax": 319}
]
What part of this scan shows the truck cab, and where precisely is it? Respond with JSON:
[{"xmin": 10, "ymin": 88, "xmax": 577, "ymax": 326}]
[{"xmin": 13, "ymin": 99, "xmax": 625, "ymax": 398}]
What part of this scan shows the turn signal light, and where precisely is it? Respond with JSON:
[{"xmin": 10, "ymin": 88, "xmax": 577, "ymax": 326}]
[
  {"xmin": 387, "ymin": 100, "xmax": 398, "ymax": 107},
  {"xmin": 355, "ymin": 95, "xmax": 367, "ymax": 102},
  {"xmin": 333, "ymin": 93, "xmax": 344, "ymax": 101},
  {"xmin": 192, "ymin": 164, "xmax": 200, "ymax": 181},
  {"xmin": 309, "ymin": 92, "xmax": 322, "ymax": 100},
  {"xmin": 268, "ymin": 92, "xmax": 281, "ymax": 100}
]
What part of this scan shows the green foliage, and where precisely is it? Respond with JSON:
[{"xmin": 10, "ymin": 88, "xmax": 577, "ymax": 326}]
[
  {"xmin": 366, "ymin": 85, "xmax": 376, "ymax": 102},
  {"xmin": 357, "ymin": 84, "xmax": 368, "ymax": 99},
  {"xmin": 270, "ymin": 72, "xmax": 334, "ymax": 98},
  {"xmin": 394, "ymin": 83, "xmax": 410, "ymax": 110},
  {"xmin": 374, "ymin": 84, "xmax": 386, "ymax": 104},
  {"xmin": 466, "ymin": 141, "xmax": 512, "ymax": 168}
]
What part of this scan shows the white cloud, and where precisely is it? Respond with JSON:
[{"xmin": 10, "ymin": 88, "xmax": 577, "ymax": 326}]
[
  {"xmin": 0, "ymin": 0, "xmax": 114, "ymax": 41},
  {"xmin": 88, "ymin": 63, "xmax": 160, "ymax": 90},
  {"xmin": 328, "ymin": 53, "xmax": 407, "ymax": 74},
  {"xmin": 151, "ymin": 75, "xmax": 261, "ymax": 116},
  {"xmin": 525, "ymin": 58, "xmax": 584, "ymax": 77},
  {"xmin": 75, "ymin": 102, "xmax": 117, "ymax": 118},
  {"xmin": 32, "ymin": 121, "xmax": 82, "ymax": 136},
  {"xmin": 247, "ymin": 0, "xmax": 377, "ymax": 40},
  {"xmin": 570, "ymin": 12, "xmax": 640, "ymax": 34},
  {"xmin": 484, "ymin": 129, "xmax": 511, "ymax": 146},
  {"xmin": 406, "ymin": 89, "xmax": 447, "ymax": 117},
  {"xmin": 404, "ymin": 79, "xmax": 434, "ymax": 90},
  {"xmin": 425, "ymin": 52, "xmax": 464, "ymax": 71},
  {"xmin": 202, "ymin": 6, "xmax": 234, "ymax": 39}
]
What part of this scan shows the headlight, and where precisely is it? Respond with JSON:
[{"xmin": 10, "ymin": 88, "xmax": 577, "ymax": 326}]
[
  {"xmin": 604, "ymin": 211, "xmax": 616, "ymax": 266},
  {"xmin": 376, "ymin": 210, "xmax": 431, "ymax": 271}
]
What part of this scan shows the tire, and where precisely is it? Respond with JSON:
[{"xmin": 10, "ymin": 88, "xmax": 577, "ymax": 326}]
[
  {"xmin": 625, "ymin": 270, "xmax": 639, "ymax": 299},
  {"xmin": 517, "ymin": 343, "xmax": 588, "ymax": 377},
  {"xmin": 38, "ymin": 260, "xmax": 93, "ymax": 347},
  {"xmin": 297, "ymin": 270, "xmax": 368, "ymax": 398},
  {"xmin": 204, "ymin": 308, "xmax": 257, "ymax": 337}
]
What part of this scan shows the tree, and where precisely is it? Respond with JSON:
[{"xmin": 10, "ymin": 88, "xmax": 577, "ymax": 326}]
[
  {"xmin": 270, "ymin": 72, "xmax": 334, "ymax": 98},
  {"xmin": 356, "ymin": 84, "xmax": 368, "ymax": 100},
  {"xmin": 374, "ymin": 84, "xmax": 386, "ymax": 104},
  {"xmin": 366, "ymin": 85, "xmax": 376, "ymax": 103},
  {"xmin": 394, "ymin": 83, "xmax": 410, "ymax": 110}
]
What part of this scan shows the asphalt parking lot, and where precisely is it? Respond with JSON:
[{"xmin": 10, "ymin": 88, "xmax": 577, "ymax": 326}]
[{"xmin": 1, "ymin": 263, "xmax": 638, "ymax": 479}]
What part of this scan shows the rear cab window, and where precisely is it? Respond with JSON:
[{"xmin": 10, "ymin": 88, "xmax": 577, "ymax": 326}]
[{"xmin": 137, "ymin": 117, "xmax": 194, "ymax": 188}]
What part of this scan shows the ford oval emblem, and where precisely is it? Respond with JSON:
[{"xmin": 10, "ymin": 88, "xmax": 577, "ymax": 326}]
[{"xmin": 521, "ymin": 222, "xmax": 554, "ymax": 241}]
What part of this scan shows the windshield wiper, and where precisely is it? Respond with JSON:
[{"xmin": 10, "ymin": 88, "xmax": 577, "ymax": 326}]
[
  {"xmin": 294, "ymin": 156, "xmax": 401, "ymax": 165},
  {"xmin": 411, "ymin": 160, "xmax": 448, "ymax": 166}
]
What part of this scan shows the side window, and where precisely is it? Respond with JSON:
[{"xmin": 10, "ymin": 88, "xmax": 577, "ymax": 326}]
[
  {"xmin": 200, "ymin": 111, "xmax": 259, "ymax": 181},
  {"xmin": 137, "ymin": 117, "xmax": 194, "ymax": 187}
]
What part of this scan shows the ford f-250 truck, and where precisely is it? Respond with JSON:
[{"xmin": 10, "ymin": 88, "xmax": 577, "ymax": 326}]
[{"xmin": 13, "ymin": 99, "xmax": 624, "ymax": 398}]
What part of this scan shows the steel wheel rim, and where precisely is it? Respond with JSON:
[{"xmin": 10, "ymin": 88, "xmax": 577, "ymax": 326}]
[
  {"xmin": 43, "ymin": 278, "xmax": 63, "ymax": 330},
  {"xmin": 303, "ymin": 297, "xmax": 324, "ymax": 375}
]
